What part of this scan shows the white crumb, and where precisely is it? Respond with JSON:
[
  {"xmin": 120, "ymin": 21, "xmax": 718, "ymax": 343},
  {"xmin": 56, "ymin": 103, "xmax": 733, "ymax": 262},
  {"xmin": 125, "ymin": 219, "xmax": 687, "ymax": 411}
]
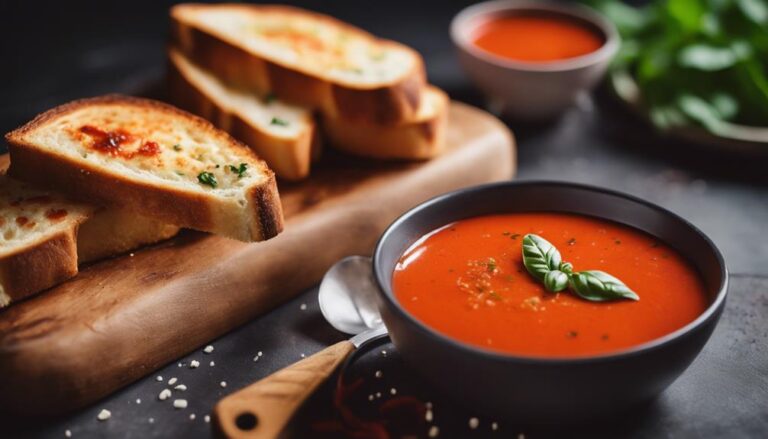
[
  {"xmin": 135, "ymin": 398, "xmax": 141, "ymax": 404},
  {"xmin": 375, "ymin": 370, "xmax": 382, "ymax": 378},
  {"xmin": 158, "ymin": 389, "xmax": 172, "ymax": 401},
  {"xmin": 204, "ymin": 415, "xmax": 210, "ymax": 423},
  {"xmin": 175, "ymin": 384, "xmax": 188, "ymax": 391},
  {"xmin": 425, "ymin": 409, "xmax": 433, "ymax": 422},
  {"xmin": 390, "ymin": 388, "xmax": 397, "ymax": 395},
  {"xmin": 492, "ymin": 422, "xmax": 498, "ymax": 431},
  {"xmin": 173, "ymin": 399, "xmax": 188, "ymax": 409},
  {"xmin": 97, "ymin": 409, "xmax": 111, "ymax": 421},
  {"xmin": 168, "ymin": 377, "xmax": 178, "ymax": 386},
  {"xmin": 300, "ymin": 303, "xmax": 307, "ymax": 310},
  {"xmin": 220, "ymin": 381, "xmax": 227, "ymax": 388},
  {"xmin": 148, "ymin": 418, "xmax": 154, "ymax": 424},
  {"xmin": 189, "ymin": 414, "xmax": 196, "ymax": 420},
  {"xmin": 65, "ymin": 430, "xmax": 72, "ymax": 438},
  {"xmin": 155, "ymin": 376, "xmax": 163, "ymax": 382},
  {"xmin": 428, "ymin": 425, "xmax": 439, "ymax": 437},
  {"xmin": 469, "ymin": 417, "xmax": 479, "ymax": 429},
  {"xmin": 203, "ymin": 345, "xmax": 214, "ymax": 354},
  {"xmin": 210, "ymin": 361, "xmax": 215, "ymax": 367},
  {"xmin": 190, "ymin": 360, "xmax": 200, "ymax": 368}
]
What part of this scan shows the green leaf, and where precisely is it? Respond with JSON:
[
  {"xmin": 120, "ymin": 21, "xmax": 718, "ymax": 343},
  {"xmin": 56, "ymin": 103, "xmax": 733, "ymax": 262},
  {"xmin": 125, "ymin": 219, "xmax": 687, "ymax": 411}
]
[
  {"xmin": 568, "ymin": 271, "xmax": 640, "ymax": 302},
  {"xmin": 678, "ymin": 44, "xmax": 748, "ymax": 71},
  {"xmin": 677, "ymin": 94, "xmax": 728, "ymax": 133},
  {"xmin": 522, "ymin": 234, "xmax": 562, "ymax": 281},
  {"xmin": 667, "ymin": 0, "xmax": 705, "ymax": 33},
  {"xmin": 711, "ymin": 93, "xmax": 739, "ymax": 119},
  {"xmin": 544, "ymin": 270, "xmax": 569, "ymax": 293},
  {"xmin": 738, "ymin": 0, "xmax": 768, "ymax": 25}
]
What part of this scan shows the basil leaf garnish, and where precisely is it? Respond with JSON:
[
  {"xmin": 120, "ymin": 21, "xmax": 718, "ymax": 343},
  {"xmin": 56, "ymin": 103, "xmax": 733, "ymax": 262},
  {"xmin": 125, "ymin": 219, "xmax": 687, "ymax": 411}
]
[
  {"xmin": 544, "ymin": 270, "xmax": 569, "ymax": 292},
  {"xmin": 522, "ymin": 234, "xmax": 562, "ymax": 281},
  {"xmin": 568, "ymin": 270, "xmax": 639, "ymax": 302},
  {"xmin": 520, "ymin": 234, "xmax": 639, "ymax": 302}
]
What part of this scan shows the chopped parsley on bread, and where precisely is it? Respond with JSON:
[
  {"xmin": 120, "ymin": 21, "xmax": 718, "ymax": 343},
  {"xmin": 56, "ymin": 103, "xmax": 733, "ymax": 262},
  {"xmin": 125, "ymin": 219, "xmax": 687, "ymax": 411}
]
[
  {"xmin": 168, "ymin": 48, "xmax": 320, "ymax": 181},
  {"xmin": 5, "ymin": 95, "xmax": 284, "ymax": 242}
]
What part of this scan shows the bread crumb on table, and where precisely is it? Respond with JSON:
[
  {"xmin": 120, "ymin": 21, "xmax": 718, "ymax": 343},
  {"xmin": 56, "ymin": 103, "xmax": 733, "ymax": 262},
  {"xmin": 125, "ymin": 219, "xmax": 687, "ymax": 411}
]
[
  {"xmin": 97, "ymin": 409, "xmax": 111, "ymax": 421},
  {"xmin": 159, "ymin": 389, "xmax": 172, "ymax": 401},
  {"xmin": 203, "ymin": 345, "xmax": 214, "ymax": 354},
  {"xmin": 173, "ymin": 399, "xmax": 188, "ymax": 409}
]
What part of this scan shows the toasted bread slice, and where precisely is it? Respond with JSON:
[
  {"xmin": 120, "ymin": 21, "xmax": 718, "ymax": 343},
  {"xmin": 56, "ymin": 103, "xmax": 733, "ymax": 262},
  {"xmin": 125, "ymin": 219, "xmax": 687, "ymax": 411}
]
[
  {"xmin": 168, "ymin": 48, "xmax": 319, "ymax": 181},
  {"xmin": 170, "ymin": 3, "xmax": 426, "ymax": 124},
  {"xmin": 322, "ymin": 86, "xmax": 449, "ymax": 160},
  {"xmin": 0, "ymin": 176, "xmax": 92, "ymax": 307},
  {"xmin": 77, "ymin": 209, "xmax": 180, "ymax": 263},
  {"xmin": 5, "ymin": 95, "xmax": 283, "ymax": 242}
]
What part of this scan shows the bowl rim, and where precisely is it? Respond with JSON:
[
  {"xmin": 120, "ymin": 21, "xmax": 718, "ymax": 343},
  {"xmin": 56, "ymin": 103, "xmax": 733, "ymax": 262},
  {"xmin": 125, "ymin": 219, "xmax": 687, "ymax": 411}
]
[
  {"xmin": 450, "ymin": 0, "xmax": 621, "ymax": 72},
  {"xmin": 372, "ymin": 180, "xmax": 729, "ymax": 364}
]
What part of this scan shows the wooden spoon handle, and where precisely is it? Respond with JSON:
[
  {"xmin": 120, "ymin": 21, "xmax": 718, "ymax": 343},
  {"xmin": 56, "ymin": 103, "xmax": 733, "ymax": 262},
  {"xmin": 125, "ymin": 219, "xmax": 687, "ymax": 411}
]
[{"xmin": 214, "ymin": 340, "xmax": 355, "ymax": 439}]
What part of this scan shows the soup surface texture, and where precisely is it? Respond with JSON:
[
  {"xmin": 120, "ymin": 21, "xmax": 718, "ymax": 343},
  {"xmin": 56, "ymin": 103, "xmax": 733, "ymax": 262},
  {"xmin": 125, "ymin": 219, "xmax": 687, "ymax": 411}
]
[
  {"xmin": 472, "ymin": 15, "xmax": 603, "ymax": 62},
  {"xmin": 392, "ymin": 213, "xmax": 707, "ymax": 357}
]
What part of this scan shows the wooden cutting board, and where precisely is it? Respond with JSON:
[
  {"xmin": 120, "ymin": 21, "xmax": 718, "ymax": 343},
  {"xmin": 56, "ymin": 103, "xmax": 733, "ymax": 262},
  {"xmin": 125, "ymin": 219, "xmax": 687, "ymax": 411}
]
[{"xmin": 0, "ymin": 101, "xmax": 515, "ymax": 415}]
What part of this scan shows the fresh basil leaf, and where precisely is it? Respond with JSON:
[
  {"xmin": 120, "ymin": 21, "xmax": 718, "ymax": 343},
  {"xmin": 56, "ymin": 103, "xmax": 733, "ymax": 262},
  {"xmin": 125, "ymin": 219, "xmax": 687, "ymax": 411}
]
[
  {"xmin": 679, "ymin": 44, "xmax": 743, "ymax": 71},
  {"xmin": 667, "ymin": 0, "xmax": 705, "ymax": 33},
  {"xmin": 677, "ymin": 94, "xmax": 728, "ymax": 133},
  {"xmin": 522, "ymin": 234, "xmax": 562, "ymax": 281},
  {"xmin": 568, "ymin": 270, "xmax": 640, "ymax": 302},
  {"xmin": 711, "ymin": 93, "xmax": 739, "ymax": 119},
  {"xmin": 738, "ymin": 0, "xmax": 768, "ymax": 25},
  {"xmin": 544, "ymin": 270, "xmax": 569, "ymax": 293}
]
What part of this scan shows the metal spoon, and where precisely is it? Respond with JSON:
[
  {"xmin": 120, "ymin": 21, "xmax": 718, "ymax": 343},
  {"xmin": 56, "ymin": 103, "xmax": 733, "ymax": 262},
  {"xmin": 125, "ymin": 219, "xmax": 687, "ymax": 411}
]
[{"xmin": 214, "ymin": 256, "xmax": 385, "ymax": 439}]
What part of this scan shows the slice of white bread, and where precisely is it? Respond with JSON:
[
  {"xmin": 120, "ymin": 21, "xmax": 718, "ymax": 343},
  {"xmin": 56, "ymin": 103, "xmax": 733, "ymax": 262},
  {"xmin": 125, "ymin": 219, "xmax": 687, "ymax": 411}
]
[
  {"xmin": 322, "ymin": 86, "xmax": 449, "ymax": 160},
  {"xmin": 77, "ymin": 208, "xmax": 180, "ymax": 263},
  {"xmin": 5, "ymin": 95, "xmax": 284, "ymax": 242},
  {"xmin": 168, "ymin": 48, "xmax": 320, "ymax": 181},
  {"xmin": 0, "ymin": 176, "xmax": 92, "ymax": 307},
  {"xmin": 0, "ymin": 155, "xmax": 181, "ymax": 265},
  {"xmin": 170, "ymin": 3, "xmax": 426, "ymax": 124}
]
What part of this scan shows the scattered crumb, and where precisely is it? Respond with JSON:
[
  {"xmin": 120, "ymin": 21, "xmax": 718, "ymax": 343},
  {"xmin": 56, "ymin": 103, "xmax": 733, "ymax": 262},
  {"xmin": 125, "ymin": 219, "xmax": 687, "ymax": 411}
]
[
  {"xmin": 390, "ymin": 388, "xmax": 397, "ymax": 395},
  {"xmin": 129, "ymin": 253, "xmax": 134, "ymax": 257},
  {"xmin": 203, "ymin": 345, "xmax": 214, "ymax": 354},
  {"xmin": 97, "ymin": 409, "xmax": 111, "ymax": 421},
  {"xmin": 368, "ymin": 394, "xmax": 374, "ymax": 401},
  {"xmin": 257, "ymin": 351, "xmax": 263, "ymax": 357},
  {"xmin": 469, "ymin": 417, "xmax": 479, "ymax": 429},
  {"xmin": 375, "ymin": 392, "xmax": 381, "ymax": 398},
  {"xmin": 204, "ymin": 415, "xmax": 210, "ymax": 423},
  {"xmin": 178, "ymin": 363, "xmax": 183, "ymax": 368},
  {"xmin": 168, "ymin": 377, "xmax": 178, "ymax": 386},
  {"xmin": 300, "ymin": 303, "xmax": 307, "ymax": 311},
  {"xmin": 190, "ymin": 360, "xmax": 200, "ymax": 368},
  {"xmin": 220, "ymin": 381, "xmax": 227, "ymax": 388},
  {"xmin": 300, "ymin": 353, "xmax": 306, "ymax": 358},
  {"xmin": 148, "ymin": 418, "xmax": 155, "ymax": 424},
  {"xmin": 173, "ymin": 399, "xmax": 188, "ymax": 409},
  {"xmin": 426, "ymin": 401, "xmax": 433, "ymax": 409},
  {"xmin": 253, "ymin": 356, "xmax": 260, "ymax": 362},
  {"xmin": 159, "ymin": 389, "xmax": 172, "ymax": 401},
  {"xmin": 65, "ymin": 430, "xmax": 72, "ymax": 438},
  {"xmin": 210, "ymin": 361, "xmax": 215, "ymax": 367},
  {"xmin": 189, "ymin": 414, "xmax": 196, "ymax": 420},
  {"xmin": 175, "ymin": 384, "xmax": 188, "ymax": 391},
  {"xmin": 517, "ymin": 434, "xmax": 525, "ymax": 439},
  {"xmin": 374, "ymin": 370, "xmax": 382, "ymax": 378},
  {"xmin": 425, "ymin": 409, "xmax": 433, "ymax": 422},
  {"xmin": 155, "ymin": 376, "xmax": 163, "ymax": 382},
  {"xmin": 135, "ymin": 398, "xmax": 141, "ymax": 404},
  {"xmin": 492, "ymin": 422, "xmax": 499, "ymax": 431},
  {"xmin": 428, "ymin": 425, "xmax": 439, "ymax": 437},
  {"xmin": 381, "ymin": 350, "xmax": 387, "ymax": 356}
]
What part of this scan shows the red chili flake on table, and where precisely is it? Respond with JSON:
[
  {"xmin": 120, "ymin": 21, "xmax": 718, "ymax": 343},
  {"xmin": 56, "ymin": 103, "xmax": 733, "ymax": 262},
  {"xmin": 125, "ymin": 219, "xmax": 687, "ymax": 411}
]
[{"xmin": 45, "ymin": 209, "xmax": 68, "ymax": 220}]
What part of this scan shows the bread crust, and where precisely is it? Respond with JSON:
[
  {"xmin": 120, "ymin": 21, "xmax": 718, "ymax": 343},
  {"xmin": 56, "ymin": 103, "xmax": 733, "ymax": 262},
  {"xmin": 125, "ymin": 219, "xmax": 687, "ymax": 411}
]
[
  {"xmin": 5, "ymin": 95, "xmax": 284, "ymax": 242},
  {"xmin": 167, "ymin": 49, "xmax": 320, "ymax": 181},
  {"xmin": 322, "ymin": 86, "xmax": 449, "ymax": 160},
  {"xmin": 170, "ymin": 3, "xmax": 426, "ymax": 124},
  {"xmin": 0, "ymin": 226, "xmax": 82, "ymax": 305}
]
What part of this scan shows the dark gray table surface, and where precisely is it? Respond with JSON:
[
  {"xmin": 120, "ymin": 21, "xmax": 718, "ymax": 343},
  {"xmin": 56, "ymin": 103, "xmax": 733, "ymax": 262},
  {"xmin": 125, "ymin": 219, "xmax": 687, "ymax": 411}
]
[{"xmin": 2, "ymin": 1, "xmax": 767, "ymax": 438}]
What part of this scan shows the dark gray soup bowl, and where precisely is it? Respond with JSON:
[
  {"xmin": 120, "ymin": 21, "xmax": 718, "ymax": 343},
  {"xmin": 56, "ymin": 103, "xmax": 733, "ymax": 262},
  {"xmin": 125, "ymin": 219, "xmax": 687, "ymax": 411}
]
[{"xmin": 372, "ymin": 181, "xmax": 728, "ymax": 423}]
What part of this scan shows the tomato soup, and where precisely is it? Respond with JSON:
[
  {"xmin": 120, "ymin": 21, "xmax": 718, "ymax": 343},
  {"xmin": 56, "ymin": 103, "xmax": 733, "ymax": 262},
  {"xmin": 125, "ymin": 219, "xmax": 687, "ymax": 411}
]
[
  {"xmin": 472, "ymin": 15, "xmax": 603, "ymax": 63},
  {"xmin": 392, "ymin": 213, "xmax": 708, "ymax": 357}
]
